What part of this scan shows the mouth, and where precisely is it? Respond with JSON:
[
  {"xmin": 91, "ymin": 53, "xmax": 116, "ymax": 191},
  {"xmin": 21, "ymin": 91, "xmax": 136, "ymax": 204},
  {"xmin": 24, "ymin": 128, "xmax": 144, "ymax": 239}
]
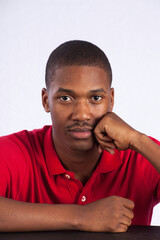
[{"xmin": 67, "ymin": 128, "xmax": 92, "ymax": 139}]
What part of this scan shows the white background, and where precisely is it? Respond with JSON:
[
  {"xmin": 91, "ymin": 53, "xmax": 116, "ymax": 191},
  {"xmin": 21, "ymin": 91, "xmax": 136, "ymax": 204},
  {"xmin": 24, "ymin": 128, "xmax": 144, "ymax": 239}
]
[{"xmin": 0, "ymin": 0, "xmax": 160, "ymax": 225}]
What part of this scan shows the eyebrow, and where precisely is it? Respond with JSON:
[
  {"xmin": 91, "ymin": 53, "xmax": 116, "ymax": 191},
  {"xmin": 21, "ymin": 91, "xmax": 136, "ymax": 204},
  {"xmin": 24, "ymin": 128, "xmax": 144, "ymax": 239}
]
[
  {"xmin": 56, "ymin": 88, "xmax": 74, "ymax": 94},
  {"xmin": 56, "ymin": 88, "xmax": 107, "ymax": 94},
  {"xmin": 90, "ymin": 88, "xmax": 107, "ymax": 94}
]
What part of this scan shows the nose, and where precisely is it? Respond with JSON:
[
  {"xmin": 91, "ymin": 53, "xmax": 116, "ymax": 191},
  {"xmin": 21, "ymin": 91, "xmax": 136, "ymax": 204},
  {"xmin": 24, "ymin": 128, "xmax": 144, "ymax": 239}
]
[{"xmin": 71, "ymin": 100, "xmax": 91, "ymax": 122}]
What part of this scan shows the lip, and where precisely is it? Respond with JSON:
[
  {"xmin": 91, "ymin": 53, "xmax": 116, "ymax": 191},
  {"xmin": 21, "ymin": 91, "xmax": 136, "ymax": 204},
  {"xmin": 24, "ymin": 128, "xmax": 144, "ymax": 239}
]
[{"xmin": 68, "ymin": 128, "xmax": 92, "ymax": 139}]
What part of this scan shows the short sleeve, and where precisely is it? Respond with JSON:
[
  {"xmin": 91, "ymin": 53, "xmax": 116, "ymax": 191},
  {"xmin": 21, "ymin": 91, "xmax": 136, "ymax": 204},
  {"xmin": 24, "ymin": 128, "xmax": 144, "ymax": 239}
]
[
  {"xmin": 0, "ymin": 135, "xmax": 27, "ymax": 199},
  {"xmin": 143, "ymin": 137, "xmax": 160, "ymax": 205}
]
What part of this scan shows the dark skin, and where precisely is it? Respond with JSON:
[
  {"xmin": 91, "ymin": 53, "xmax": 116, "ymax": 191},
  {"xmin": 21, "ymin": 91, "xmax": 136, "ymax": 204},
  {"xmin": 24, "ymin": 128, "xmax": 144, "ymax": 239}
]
[
  {"xmin": 41, "ymin": 65, "xmax": 134, "ymax": 232},
  {"xmin": 42, "ymin": 65, "xmax": 160, "ymax": 232},
  {"xmin": 42, "ymin": 65, "xmax": 114, "ymax": 184},
  {"xmin": 0, "ymin": 65, "xmax": 160, "ymax": 232}
]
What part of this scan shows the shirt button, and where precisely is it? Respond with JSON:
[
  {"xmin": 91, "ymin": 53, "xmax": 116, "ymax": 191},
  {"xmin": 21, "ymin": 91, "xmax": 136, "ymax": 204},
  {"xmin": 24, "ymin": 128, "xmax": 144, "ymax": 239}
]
[
  {"xmin": 65, "ymin": 174, "xmax": 71, "ymax": 179},
  {"xmin": 81, "ymin": 196, "xmax": 86, "ymax": 202}
]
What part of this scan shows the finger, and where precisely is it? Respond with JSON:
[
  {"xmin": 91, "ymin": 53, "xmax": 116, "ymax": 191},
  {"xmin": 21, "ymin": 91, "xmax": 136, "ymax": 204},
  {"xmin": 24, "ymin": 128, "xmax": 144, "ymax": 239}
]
[
  {"xmin": 94, "ymin": 138, "xmax": 104, "ymax": 154},
  {"xmin": 122, "ymin": 199, "xmax": 135, "ymax": 210},
  {"xmin": 96, "ymin": 138, "xmax": 116, "ymax": 151},
  {"xmin": 123, "ymin": 207, "xmax": 134, "ymax": 220},
  {"xmin": 106, "ymin": 148, "xmax": 115, "ymax": 155},
  {"xmin": 115, "ymin": 224, "xmax": 128, "ymax": 233},
  {"xmin": 95, "ymin": 133, "xmax": 116, "ymax": 154},
  {"xmin": 95, "ymin": 135, "xmax": 115, "ymax": 149},
  {"xmin": 120, "ymin": 216, "xmax": 132, "ymax": 227},
  {"xmin": 96, "ymin": 142, "xmax": 115, "ymax": 154},
  {"xmin": 101, "ymin": 145, "xmax": 115, "ymax": 155},
  {"xmin": 101, "ymin": 135, "xmax": 113, "ymax": 142},
  {"xmin": 95, "ymin": 132, "xmax": 113, "ymax": 142},
  {"xmin": 95, "ymin": 135, "xmax": 115, "ymax": 146}
]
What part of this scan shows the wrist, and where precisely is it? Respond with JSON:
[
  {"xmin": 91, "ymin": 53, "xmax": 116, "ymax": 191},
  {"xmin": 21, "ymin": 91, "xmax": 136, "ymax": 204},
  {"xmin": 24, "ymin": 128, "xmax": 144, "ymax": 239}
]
[
  {"xmin": 74, "ymin": 205, "xmax": 93, "ymax": 232},
  {"xmin": 71, "ymin": 205, "xmax": 85, "ymax": 231},
  {"xmin": 129, "ymin": 130, "xmax": 146, "ymax": 153}
]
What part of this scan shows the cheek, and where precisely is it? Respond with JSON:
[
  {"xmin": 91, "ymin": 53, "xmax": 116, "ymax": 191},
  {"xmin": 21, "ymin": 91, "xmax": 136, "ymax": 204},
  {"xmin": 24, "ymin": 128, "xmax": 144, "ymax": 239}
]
[
  {"xmin": 93, "ymin": 103, "xmax": 110, "ymax": 117},
  {"xmin": 50, "ymin": 105, "xmax": 71, "ymax": 125},
  {"xmin": 103, "ymin": 97, "xmax": 112, "ymax": 113}
]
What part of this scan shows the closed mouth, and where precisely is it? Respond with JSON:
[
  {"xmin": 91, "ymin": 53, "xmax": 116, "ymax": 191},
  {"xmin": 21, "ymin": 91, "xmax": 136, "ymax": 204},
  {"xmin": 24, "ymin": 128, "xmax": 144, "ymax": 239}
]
[
  {"xmin": 68, "ymin": 127, "xmax": 92, "ymax": 132},
  {"xmin": 67, "ymin": 128, "xmax": 92, "ymax": 139}
]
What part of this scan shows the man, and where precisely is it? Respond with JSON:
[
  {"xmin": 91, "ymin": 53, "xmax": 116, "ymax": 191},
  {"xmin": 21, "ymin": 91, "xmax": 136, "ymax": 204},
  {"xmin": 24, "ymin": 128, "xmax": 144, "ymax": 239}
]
[{"xmin": 0, "ymin": 40, "xmax": 160, "ymax": 233}]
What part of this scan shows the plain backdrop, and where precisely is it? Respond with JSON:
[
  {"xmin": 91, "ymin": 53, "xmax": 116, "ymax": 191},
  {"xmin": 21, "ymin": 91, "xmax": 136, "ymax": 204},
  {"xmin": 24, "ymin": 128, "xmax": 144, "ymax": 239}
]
[{"xmin": 0, "ymin": 0, "xmax": 160, "ymax": 225}]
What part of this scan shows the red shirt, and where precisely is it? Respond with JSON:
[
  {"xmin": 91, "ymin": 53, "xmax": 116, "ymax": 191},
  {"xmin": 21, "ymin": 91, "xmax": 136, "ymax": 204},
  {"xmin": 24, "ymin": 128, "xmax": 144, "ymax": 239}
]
[{"xmin": 0, "ymin": 126, "xmax": 160, "ymax": 225}]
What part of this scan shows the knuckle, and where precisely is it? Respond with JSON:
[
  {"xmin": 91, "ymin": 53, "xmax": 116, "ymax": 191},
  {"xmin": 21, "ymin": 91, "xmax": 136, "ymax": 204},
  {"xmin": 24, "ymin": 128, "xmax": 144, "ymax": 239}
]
[
  {"xmin": 122, "ymin": 225, "xmax": 128, "ymax": 232},
  {"xmin": 131, "ymin": 201, "xmax": 135, "ymax": 209},
  {"xmin": 128, "ymin": 219, "xmax": 132, "ymax": 226},
  {"xmin": 119, "ymin": 225, "xmax": 128, "ymax": 233},
  {"xmin": 129, "ymin": 200, "xmax": 135, "ymax": 209},
  {"xmin": 112, "ymin": 224, "xmax": 128, "ymax": 233},
  {"xmin": 109, "ymin": 223, "xmax": 119, "ymax": 233},
  {"xmin": 110, "ymin": 195, "xmax": 120, "ymax": 202},
  {"xmin": 130, "ymin": 211, "xmax": 134, "ymax": 219}
]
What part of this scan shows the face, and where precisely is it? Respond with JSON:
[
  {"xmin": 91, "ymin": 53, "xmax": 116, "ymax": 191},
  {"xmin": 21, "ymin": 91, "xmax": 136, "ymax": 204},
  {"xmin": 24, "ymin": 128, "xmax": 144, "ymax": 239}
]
[{"xmin": 42, "ymin": 65, "xmax": 114, "ymax": 152}]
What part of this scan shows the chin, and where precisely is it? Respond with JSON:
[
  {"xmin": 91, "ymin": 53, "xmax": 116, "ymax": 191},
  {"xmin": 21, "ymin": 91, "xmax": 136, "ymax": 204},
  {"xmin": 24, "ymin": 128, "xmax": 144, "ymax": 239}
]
[{"xmin": 69, "ymin": 141, "xmax": 95, "ymax": 152}]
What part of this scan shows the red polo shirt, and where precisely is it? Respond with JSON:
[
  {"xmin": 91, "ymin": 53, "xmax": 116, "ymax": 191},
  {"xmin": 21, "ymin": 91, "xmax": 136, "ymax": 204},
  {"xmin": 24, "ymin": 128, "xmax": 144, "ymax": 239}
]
[{"xmin": 0, "ymin": 126, "xmax": 160, "ymax": 225}]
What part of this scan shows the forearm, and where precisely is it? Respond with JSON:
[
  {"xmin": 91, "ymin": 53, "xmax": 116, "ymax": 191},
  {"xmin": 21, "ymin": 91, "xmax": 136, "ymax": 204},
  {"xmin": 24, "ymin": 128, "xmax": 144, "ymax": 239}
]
[
  {"xmin": 130, "ymin": 131, "xmax": 160, "ymax": 174},
  {"xmin": 0, "ymin": 197, "xmax": 83, "ymax": 232}
]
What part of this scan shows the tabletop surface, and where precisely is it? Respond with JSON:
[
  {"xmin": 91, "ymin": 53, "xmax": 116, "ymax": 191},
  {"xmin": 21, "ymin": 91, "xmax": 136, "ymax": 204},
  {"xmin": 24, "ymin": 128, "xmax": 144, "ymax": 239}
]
[{"xmin": 0, "ymin": 226, "xmax": 160, "ymax": 240}]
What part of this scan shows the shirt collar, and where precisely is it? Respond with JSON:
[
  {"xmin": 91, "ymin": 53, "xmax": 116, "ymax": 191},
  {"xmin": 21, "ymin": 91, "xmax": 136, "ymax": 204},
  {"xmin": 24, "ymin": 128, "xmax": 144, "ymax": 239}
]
[
  {"xmin": 44, "ymin": 126, "xmax": 122, "ymax": 176},
  {"xmin": 44, "ymin": 126, "xmax": 66, "ymax": 176},
  {"xmin": 95, "ymin": 149, "xmax": 122, "ymax": 174}
]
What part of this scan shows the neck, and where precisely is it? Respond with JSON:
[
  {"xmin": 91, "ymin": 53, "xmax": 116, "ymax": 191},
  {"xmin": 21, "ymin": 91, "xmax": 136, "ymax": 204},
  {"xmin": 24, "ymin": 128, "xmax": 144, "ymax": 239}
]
[{"xmin": 53, "ymin": 140, "xmax": 101, "ymax": 185}]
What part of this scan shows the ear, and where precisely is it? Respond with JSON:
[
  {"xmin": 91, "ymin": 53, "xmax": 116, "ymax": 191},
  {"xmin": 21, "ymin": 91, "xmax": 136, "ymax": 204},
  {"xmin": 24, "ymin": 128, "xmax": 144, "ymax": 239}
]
[
  {"xmin": 42, "ymin": 88, "xmax": 50, "ymax": 113},
  {"xmin": 109, "ymin": 88, "xmax": 114, "ymax": 112}
]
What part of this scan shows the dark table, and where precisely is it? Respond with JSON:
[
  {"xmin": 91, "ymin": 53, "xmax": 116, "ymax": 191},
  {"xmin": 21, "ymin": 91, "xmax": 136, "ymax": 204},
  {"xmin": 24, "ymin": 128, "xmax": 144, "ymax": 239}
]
[{"xmin": 0, "ymin": 226, "xmax": 160, "ymax": 240}]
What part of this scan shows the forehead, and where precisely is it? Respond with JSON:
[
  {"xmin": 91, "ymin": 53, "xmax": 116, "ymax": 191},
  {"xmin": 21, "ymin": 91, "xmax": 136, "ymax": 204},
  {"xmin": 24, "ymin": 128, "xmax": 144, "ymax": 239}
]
[{"xmin": 50, "ymin": 65, "xmax": 110, "ymax": 92}]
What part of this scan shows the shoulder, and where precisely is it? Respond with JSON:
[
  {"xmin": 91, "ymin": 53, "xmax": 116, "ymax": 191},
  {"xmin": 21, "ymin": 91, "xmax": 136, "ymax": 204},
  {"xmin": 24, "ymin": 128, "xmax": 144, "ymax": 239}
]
[
  {"xmin": 118, "ymin": 136, "xmax": 160, "ymax": 185},
  {"xmin": 0, "ymin": 126, "xmax": 52, "ymax": 198},
  {"xmin": 0, "ymin": 125, "xmax": 51, "ymax": 146},
  {"xmin": 0, "ymin": 125, "xmax": 51, "ymax": 163},
  {"xmin": 149, "ymin": 136, "xmax": 160, "ymax": 145}
]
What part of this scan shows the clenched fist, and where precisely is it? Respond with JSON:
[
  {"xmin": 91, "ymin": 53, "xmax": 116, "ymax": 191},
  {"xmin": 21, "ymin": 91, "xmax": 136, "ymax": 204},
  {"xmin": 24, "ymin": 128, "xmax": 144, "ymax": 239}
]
[
  {"xmin": 94, "ymin": 112, "xmax": 136, "ymax": 154},
  {"xmin": 81, "ymin": 196, "xmax": 134, "ymax": 232}
]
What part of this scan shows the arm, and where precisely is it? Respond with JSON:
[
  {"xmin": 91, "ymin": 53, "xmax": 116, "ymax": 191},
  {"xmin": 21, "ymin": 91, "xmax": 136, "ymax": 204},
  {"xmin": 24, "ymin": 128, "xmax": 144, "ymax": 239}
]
[
  {"xmin": 131, "ymin": 132, "xmax": 160, "ymax": 174},
  {"xmin": 0, "ymin": 196, "xmax": 80, "ymax": 232},
  {"xmin": 94, "ymin": 112, "xmax": 160, "ymax": 174},
  {"xmin": 0, "ymin": 195, "xmax": 134, "ymax": 232}
]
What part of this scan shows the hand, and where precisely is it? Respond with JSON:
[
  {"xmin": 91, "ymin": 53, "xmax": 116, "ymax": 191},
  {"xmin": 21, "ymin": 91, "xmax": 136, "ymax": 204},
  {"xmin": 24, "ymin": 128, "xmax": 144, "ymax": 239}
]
[
  {"xmin": 94, "ymin": 112, "xmax": 135, "ymax": 154},
  {"xmin": 81, "ymin": 196, "xmax": 134, "ymax": 232}
]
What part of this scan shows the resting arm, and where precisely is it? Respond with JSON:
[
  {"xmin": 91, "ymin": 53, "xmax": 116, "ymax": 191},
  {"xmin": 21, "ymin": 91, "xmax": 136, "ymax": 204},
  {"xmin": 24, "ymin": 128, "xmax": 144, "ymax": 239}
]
[
  {"xmin": 94, "ymin": 112, "xmax": 160, "ymax": 174},
  {"xmin": 0, "ymin": 197, "xmax": 81, "ymax": 232},
  {"xmin": 0, "ymin": 195, "xmax": 134, "ymax": 232}
]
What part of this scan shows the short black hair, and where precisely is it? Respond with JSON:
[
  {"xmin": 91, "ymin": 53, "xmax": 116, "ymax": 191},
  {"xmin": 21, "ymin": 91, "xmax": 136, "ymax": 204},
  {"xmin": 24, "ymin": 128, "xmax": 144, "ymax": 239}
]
[{"xmin": 45, "ymin": 40, "xmax": 112, "ymax": 88}]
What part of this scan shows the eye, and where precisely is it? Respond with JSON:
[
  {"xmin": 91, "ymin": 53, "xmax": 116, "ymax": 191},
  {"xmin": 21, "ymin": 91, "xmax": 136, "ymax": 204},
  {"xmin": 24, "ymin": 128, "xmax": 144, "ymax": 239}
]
[
  {"xmin": 59, "ymin": 96, "xmax": 72, "ymax": 102},
  {"xmin": 91, "ymin": 96, "xmax": 103, "ymax": 101}
]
